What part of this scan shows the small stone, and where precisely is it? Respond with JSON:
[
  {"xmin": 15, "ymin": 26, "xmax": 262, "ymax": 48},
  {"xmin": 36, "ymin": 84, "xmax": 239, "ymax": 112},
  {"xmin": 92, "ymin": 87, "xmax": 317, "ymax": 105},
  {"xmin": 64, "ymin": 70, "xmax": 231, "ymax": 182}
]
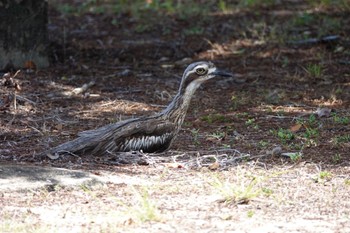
[
  {"xmin": 271, "ymin": 146, "xmax": 282, "ymax": 155},
  {"xmin": 316, "ymin": 107, "xmax": 332, "ymax": 118}
]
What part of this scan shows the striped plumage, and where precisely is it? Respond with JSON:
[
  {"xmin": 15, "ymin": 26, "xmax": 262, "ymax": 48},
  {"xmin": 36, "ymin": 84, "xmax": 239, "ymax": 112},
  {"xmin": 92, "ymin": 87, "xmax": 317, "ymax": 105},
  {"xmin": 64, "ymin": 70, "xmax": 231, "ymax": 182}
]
[{"xmin": 46, "ymin": 61, "xmax": 232, "ymax": 158}]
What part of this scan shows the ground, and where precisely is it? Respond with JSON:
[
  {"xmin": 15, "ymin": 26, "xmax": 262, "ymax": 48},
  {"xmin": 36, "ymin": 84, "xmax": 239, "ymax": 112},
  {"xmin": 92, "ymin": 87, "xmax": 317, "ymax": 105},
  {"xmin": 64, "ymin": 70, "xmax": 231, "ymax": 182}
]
[{"xmin": 1, "ymin": 0, "xmax": 350, "ymax": 232}]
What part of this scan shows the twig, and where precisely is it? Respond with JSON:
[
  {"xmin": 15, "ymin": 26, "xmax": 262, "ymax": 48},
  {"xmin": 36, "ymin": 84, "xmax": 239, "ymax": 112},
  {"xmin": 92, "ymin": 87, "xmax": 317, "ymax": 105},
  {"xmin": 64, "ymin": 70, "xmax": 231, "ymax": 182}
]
[
  {"xmin": 46, "ymin": 150, "xmax": 81, "ymax": 160},
  {"xmin": 12, "ymin": 70, "xmax": 21, "ymax": 79},
  {"xmin": 265, "ymin": 115, "xmax": 298, "ymax": 119},
  {"xmin": 15, "ymin": 94, "xmax": 37, "ymax": 105},
  {"xmin": 28, "ymin": 126, "xmax": 44, "ymax": 136},
  {"xmin": 72, "ymin": 81, "xmax": 95, "ymax": 95},
  {"xmin": 13, "ymin": 92, "xmax": 16, "ymax": 110},
  {"xmin": 287, "ymin": 35, "xmax": 340, "ymax": 46}
]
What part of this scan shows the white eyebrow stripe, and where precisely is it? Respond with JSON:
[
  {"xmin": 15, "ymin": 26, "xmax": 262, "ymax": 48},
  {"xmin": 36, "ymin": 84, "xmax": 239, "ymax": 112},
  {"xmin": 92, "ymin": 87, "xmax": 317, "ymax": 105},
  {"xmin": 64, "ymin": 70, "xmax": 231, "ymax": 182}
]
[{"xmin": 208, "ymin": 67, "xmax": 216, "ymax": 74}]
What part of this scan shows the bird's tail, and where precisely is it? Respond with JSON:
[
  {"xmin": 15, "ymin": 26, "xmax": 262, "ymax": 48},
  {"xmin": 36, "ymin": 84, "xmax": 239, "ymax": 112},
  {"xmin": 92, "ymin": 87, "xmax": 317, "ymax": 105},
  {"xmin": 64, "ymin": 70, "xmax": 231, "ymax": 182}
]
[
  {"xmin": 43, "ymin": 124, "xmax": 118, "ymax": 159},
  {"xmin": 44, "ymin": 135, "xmax": 99, "ymax": 159}
]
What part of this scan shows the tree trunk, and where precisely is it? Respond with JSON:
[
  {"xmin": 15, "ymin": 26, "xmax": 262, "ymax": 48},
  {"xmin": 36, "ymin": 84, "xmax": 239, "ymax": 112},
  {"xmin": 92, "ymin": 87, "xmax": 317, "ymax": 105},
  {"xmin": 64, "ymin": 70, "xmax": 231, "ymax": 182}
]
[{"xmin": 0, "ymin": 0, "xmax": 49, "ymax": 70}]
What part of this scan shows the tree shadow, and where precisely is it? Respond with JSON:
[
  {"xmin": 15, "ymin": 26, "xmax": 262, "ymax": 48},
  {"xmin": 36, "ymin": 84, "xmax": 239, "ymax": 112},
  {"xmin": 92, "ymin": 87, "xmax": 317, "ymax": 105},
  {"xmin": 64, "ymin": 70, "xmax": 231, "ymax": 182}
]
[{"xmin": 1, "ymin": 0, "xmax": 349, "ymax": 167}]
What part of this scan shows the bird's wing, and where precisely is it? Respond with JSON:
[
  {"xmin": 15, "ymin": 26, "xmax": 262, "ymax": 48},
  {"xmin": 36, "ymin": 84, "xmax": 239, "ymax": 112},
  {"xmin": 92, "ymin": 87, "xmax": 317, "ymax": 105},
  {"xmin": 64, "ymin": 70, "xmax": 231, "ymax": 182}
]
[
  {"xmin": 77, "ymin": 117, "xmax": 139, "ymax": 137},
  {"xmin": 46, "ymin": 116, "xmax": 177, "ymax": 158},
  {"xmin": 91, "ymin": 117, "xmax": 177, "ymax": 154}
]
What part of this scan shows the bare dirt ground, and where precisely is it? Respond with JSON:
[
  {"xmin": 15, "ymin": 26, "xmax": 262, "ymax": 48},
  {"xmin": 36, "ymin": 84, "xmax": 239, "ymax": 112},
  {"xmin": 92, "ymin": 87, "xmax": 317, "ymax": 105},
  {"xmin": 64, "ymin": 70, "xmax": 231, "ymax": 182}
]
[{"xmin": 1, "ymin": 0, "xmax": 350, "ymax": 232}]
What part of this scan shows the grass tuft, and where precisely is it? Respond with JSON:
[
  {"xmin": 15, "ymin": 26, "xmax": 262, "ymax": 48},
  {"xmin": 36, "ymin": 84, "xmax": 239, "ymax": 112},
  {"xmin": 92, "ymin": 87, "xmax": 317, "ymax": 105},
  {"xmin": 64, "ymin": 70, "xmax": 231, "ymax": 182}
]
[
  {"xmin": 304, "ymin": 63, "xmax": 323, "ymax": 79},
  {"xmin": 124, "ymin": 186, "xmax": 161, "ymax": 223},
  {"xmin": 210, "ymin": 174, "xmax": 261, "ymax": 205}
]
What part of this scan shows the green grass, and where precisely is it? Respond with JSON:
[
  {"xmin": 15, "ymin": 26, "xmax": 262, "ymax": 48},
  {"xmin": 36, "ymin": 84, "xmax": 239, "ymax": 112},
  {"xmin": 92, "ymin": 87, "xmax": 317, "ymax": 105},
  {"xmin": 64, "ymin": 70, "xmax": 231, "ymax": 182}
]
[
  {"xmin": 135, "ymin": 23, "xmax": 154, "ymax": 33},
  {"xmin": 208, "ymin": 132, "xmax": 226, "ymax": 141},
  {"xmin": 281, "ymin": 57, "xmax": 290, "ymax": 68},
  {"xmin": 124, "ymin": 186, "xmax": 161, "ymax": 223},
  {"xmin": 314, "ymin": 171, "xmax": 333, "ymax": 183},
  {"xmin": 245, "ymin": 118, "xmax": 259, "ymax": 130},
  {"xmin": 303, "ymin": 127, "xmax": 319, "ymax": 139},
  {"xmin": 308, "ymin": 0, "xmax": 350, "ymax": 9},
  {"xmin": 257, "ymin": 140, "xmax": 269, "ymax": 148},
  {"xmin": 332, "ymin": 113, "xmax": 350, "ymax": 125},
  {"xmin": 332, "ymin": 153, "xmax": 342, "ymax": 164},
  {"xmin": 231, "ymin": 95, "xmax": 241, "ymax": 111},
  {"xmin": 271, "ymin": 114, "xmax": 324, "ymax": 150},
  {"xmin": 305, "ymin": 63, "xmax": 323, "ymax": 78},
  {"xmin": 201, "ymin": 113, "xmax": 228, "ymax": 124},
  {"xmin": 211, "ymin": 175, "xmax": 261, "ymax": 204},
  {"xmin": 209, "ymin": 170, "xmax": 282, "ymax": 205},
  {"xmin": 247, "ymin": 210, "xmax": 255, "ymax": 218},
  {"xmin": 296, "ymin": 114, "xmax": 320, "ymax": 146},
  {"xmin": 334, "ymin": 134, "xmax": 350, "ymax": 144},
  {"xmin": 291, "ymin": 12, "xmax": 342, "ymax": 33},
  {"xmin": 56, "ymin": 4, "xmax": 77, "ymax": 15},
  {"xmin": 191, "ymin": 128, "xmax": 201, "ymax": 145},
  {"xmin": 276, "ymin": 128, "xmax": 295, "ymax": 144},
  {"xmin": 261, "ymin": 187, "xmax": 274, "ymax": 196},
  {"xmin": 218, "ymin": 0, "xmax": 229, "ymax": 12},
  {"xmin": 306, "ymin": 114, "xmax": 317, "ymax": 125},
  {"xmin": 183, "ymin": 27, "xmax": 205, "ymax": 36},
  {"xmin": 245, "ymin": 118, "xmax": 255, "ymax": 126},
  {"xmin": 319, "ymin": 171, "xmax": 332, "ymax": 179},
  {"xmin": 289, "ymin": 152, "xmax": 303, "ymax": 162},
  {"xmin": 239, "ymin": 0, "xmax": 277, "ymax": 8},
  {"xmin": 292, "ymin": 12, "xmax": 316, "ymax": 27},
  {"xmin": 289, "ymin": 142, "xmax": 304, "ymax": 151},
  {"xmin": 318, "ymin": 17, "xmax": 341, "ymax": 35},
  {"xmin": 286, "ymin": 11, "xmax": 343, "ymax": 42}
]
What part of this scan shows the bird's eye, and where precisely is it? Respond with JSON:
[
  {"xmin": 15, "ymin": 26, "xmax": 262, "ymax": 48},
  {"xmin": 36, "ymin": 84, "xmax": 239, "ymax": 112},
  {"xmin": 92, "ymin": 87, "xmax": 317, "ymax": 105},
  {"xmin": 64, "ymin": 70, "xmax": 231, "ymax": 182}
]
[{"xmin": 195, "ymin": 67, "xmax": 207, "ymax": 75}]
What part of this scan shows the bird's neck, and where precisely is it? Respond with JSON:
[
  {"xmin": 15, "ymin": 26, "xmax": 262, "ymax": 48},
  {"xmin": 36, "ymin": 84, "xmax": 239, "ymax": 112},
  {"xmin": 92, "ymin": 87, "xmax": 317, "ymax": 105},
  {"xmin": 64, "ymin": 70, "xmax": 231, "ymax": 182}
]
[{"xmin": 161, "ymin": 80, "xmax": 202, "ymax": 124}]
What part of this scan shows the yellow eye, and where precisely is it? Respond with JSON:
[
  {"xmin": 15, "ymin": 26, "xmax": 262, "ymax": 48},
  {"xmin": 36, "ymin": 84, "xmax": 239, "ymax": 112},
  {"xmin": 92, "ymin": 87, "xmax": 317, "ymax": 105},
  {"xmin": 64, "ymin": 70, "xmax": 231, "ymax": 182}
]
[{"xmin": 196, "ymin": 67, "xmax": 207, "ymax": 75}]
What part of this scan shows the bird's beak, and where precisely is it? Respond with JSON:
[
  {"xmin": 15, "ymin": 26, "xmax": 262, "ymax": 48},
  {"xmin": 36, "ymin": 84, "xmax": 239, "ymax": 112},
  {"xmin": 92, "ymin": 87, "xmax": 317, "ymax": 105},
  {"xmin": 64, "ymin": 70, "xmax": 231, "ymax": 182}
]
[{"xmin": 211, "ymin": 69, "xmax": 233, "ymax": 77}]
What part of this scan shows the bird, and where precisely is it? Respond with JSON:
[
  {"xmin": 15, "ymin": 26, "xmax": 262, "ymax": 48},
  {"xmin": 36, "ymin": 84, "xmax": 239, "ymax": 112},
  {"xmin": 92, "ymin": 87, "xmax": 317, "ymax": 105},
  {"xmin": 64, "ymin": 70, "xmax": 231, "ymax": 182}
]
[{"xmin": 46, "ymin": 61, "xmax": 232, "ymax": 159}]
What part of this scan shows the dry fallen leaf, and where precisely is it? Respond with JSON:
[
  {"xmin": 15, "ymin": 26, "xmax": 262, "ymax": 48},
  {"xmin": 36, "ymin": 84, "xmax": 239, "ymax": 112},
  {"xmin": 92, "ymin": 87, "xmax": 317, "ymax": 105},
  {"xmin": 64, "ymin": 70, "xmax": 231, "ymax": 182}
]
[
  {"xmin": 55, "ymin": 124, "xmax": 63, "ymax": 131},
  {"xmin": 209, "ymin": 162, "xmax": 220, "ymax": 170},
  {"xmin": 24, "ymin": 60, "xmax": 37, "ymax": 70},
  {"xmin": 290, "ymin": 123, "xmax": 302, "ymax": 132},
  {"xmin": 165, "ymin": 162, "xmax": 183, "ymax": 169}
]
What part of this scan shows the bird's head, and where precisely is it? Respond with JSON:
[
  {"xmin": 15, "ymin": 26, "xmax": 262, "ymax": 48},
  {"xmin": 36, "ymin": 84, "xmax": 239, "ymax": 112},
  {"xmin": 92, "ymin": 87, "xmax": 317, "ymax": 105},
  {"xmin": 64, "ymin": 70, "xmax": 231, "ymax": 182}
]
[
  {"xmin": 180, "ymin": 61, "xmax": 232, "ymax": 90},
  {"xmin": 163, "ymin": 61, "xmax": 233, "ymax": 118}
]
